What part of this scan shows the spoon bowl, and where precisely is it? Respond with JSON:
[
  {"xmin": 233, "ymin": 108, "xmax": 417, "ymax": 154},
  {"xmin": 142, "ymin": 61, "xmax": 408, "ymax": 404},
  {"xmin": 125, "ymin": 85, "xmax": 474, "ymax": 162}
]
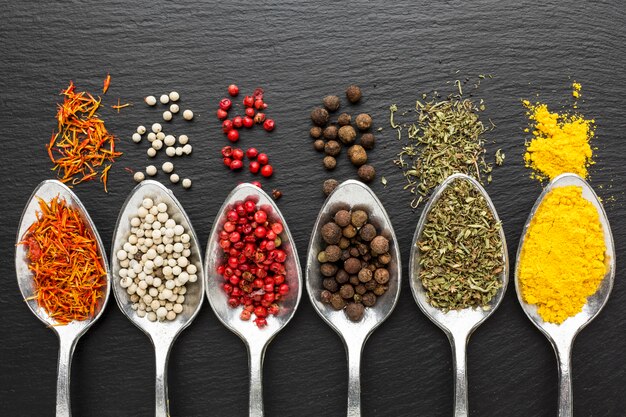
[
  {"xmin": 205, "ymin": 183, "xmax": 302, "ymax": 417},
  {"xmin": 16, "ymin": 179, "xmax": 111, "ymax": 417},
  {"xmin": 111, "ymin": 180, "xmax": 205, "ymax": 417},
  {"xmin": 514, "ymin": 173, "xmax": 615, "ymax": 417},
  {"xmin": 409, "ymin": 173, "xmax": 508, "ymax": 417},
  {"xmin": 306, "ymin": 180, "xmax": 401, "ymax": 417}
]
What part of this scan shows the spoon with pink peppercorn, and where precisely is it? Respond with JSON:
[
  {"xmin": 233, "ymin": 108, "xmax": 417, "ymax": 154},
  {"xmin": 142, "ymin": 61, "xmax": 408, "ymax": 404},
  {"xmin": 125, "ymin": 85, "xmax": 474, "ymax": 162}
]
[{"xmin": 205, "ymin": 183, "xmax": 302, "ymax": 417}]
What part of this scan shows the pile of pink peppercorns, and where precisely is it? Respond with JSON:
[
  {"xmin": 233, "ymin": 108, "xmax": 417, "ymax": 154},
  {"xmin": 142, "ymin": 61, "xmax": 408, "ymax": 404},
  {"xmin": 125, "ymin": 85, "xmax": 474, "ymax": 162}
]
[
  {"xmin": 216, "ymin": 197, "xmax": 290, "ymax": 328},
  {"xmin": 217, "ymin": 85, "xmax": 276, "ymax": 181}
]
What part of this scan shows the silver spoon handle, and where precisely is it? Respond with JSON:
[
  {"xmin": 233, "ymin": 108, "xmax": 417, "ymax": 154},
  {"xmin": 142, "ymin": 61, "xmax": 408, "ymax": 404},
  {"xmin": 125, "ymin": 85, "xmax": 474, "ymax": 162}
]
[
  {"xmin": 346, "ymin": 337, "xmax": 365, "ymax": 417},
  {"xmin": 56, "ymin": 333, "xmax": 78, "ymax": 417},
  {"xmin": 555, "ymin": 341, "xmax": 573, "ymax": 417},
  {"xmin": 450, "ymin": 332, "xmax": 469, "ymax": 417},
  {"xmin": 248, "ymin": 342, "xmax": 266, "ymax": 417},
  {"xmin": 154, "ymin": 339, "xmax": 172, "ymax": 417}
]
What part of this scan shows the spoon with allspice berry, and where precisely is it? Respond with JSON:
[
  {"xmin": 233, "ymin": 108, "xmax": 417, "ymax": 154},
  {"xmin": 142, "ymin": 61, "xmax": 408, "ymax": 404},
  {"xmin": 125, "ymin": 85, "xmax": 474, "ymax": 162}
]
[{"xmin": 307, "ymin": 179, "xmax": 401, "ymax": 417}]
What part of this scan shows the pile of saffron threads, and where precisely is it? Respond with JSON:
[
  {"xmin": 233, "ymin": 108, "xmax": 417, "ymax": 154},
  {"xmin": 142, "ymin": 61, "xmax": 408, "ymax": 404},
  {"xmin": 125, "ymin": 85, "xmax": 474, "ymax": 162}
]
[
  {"xmin": 20, "ymin": 196, "xmax": 107, "ymax": 325},
  {"xmin": 47, "ymin": 76, "xmax": 122, "ymax": 191}
]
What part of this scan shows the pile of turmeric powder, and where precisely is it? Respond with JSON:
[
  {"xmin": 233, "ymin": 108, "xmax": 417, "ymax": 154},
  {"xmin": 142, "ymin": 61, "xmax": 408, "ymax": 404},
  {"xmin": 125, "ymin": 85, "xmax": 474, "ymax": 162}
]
[
  {"xmin": 518, "ymin": 185, "xmax": 607, "ymax": 324},
  {"xmin": 523, "ymin": 83, "xmax": 595, "ymax": 181}
]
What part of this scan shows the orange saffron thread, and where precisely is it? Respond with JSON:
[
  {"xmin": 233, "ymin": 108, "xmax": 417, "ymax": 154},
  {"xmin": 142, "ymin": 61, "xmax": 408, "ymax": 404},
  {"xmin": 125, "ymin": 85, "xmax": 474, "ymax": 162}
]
[
  {"xmin": 19, "ymin": 196, "xmax": 107, "ymax": 325},
  {"xmin": 48, "ymin": 76, "xmax": 122, "ymax": 190},
  {"xmin": 102, "ymin": 74, "xmax": 111, "ymax": 94}
]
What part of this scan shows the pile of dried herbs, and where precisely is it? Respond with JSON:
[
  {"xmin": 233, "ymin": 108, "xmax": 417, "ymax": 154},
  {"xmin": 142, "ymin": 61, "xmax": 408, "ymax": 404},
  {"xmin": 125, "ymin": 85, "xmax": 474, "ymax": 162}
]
[
  {"xmin": 391, "ymin": 82, "xmax": 502, "ymax": 208},
  {"xmin": 417, "ymin": 179, "xmax": 504, "ymax": 310}
]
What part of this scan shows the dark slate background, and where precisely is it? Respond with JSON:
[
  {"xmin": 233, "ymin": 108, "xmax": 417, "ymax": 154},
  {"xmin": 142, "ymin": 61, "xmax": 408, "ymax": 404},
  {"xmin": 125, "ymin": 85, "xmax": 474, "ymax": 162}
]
[{"xmin": 1, "ymin": 1, "xmax": 625, "ymax": 416}]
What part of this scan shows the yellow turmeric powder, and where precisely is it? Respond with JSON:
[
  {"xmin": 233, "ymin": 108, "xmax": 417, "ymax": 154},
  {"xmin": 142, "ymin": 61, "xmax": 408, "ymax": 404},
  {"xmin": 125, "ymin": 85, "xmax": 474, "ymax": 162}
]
[
  {"xmin": 522, "ymin": 84, "xmax": 595, "ymax": 181},
  {"xmin": 518, "ymin": 186, "xmax": 607, "ymax": 324}
]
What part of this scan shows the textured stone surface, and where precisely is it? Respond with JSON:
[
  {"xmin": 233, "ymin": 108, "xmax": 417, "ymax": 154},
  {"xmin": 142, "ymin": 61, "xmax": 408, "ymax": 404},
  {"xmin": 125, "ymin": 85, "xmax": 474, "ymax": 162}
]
[{"xmin": 1, "ymin": 1, "xmax": 625, "ymax": 416}]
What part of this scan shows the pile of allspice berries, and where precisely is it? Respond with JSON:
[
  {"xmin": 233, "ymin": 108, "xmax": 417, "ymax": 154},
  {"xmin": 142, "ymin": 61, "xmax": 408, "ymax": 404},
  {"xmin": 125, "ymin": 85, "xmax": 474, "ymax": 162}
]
[
  {"xmin": 310, "ymin": 85, "xmax": 377, "ymax": 195},
  {"xmin": 318, "ymin": 208, "xmax": 392, "ymax": 322}
]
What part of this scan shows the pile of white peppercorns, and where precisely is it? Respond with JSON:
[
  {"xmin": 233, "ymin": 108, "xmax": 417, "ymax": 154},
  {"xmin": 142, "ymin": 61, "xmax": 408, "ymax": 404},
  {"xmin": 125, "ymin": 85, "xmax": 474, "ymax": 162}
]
[
  {"xmin": 131, "ymin": 91, "xmax": 194, "ymax": 188},
  {"xmin": 117, "ymin": 197, "xmax": 198, "ymax": 322}
]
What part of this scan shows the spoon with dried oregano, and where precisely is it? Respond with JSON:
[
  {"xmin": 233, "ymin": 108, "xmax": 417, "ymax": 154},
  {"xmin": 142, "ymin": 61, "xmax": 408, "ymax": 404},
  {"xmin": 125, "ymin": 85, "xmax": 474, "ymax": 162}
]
[{"xmin": 409, "ymin": 173, "xmax": 508, "ymax": 417}]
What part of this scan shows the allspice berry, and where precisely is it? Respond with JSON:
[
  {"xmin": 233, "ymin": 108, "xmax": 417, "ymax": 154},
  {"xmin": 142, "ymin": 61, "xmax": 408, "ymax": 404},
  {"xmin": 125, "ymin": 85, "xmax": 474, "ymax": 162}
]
[
  {"xmin": 359, "ymin": 223, "xmax": 377, "ymax": 241},
  {"xmin": 323, "ymin": 277, "xmax": 339, "ymax": 292},
  {"xmin": 344, "ymin": 257, "xmax": 362, "ymax": 274},
  {"xmin": 373, "ymin": 285, "xmax": 386, "ymax": 296},
  {"xmin": 323, "ymin": 179, "xmax": 339, "ymax": 196},
  {"xmin": 324, "ymin": 245, "xmax": 342, "ymax": 262},
  {"xmin": 357, "ymin": 164, "xmax": 376, "ymax": 183},
  {"xmin": 351, "ymin": 210, "xmax": 368, "ymax": 227},
  {"xmin": 310, "ymin": 126, "xmax": 322, "ymax": 139},
  {"xmin": 311, "ymin": 107, "xmax": 330, "ymax": 126},
  {"xmin": 362, "ymin": 292, "xmax": 377, "ymax": 307},
  {"xmin": 323, "ymin": 95, "xmax": 341, "ymax": 112},
  {"xmin": 346, "ymin": 85, "xmax": 362, "ymax": 103},
  {"xmin": 374, "ymin": 268, "xmax": 390, "ymax": 284},
  {"xmin": 355, "ymin": 113, "xmax": 372, "ymax": 131},
  {"xmin": 321, "ymin": 263, "xmax": 338, "ymax": 277},
  {"xmin": 323, "ymin": 125, "xmax": 338, "ymax": 141},
  {"xmin": 334, "ymin": 210, "xmax": 351, "ymax": 227},
  {"xmin": 370, "ymin": 235, "xmax": 389, "ymax": 255},
  {"xmin": 339, "ymin": 284, "xmax": 355, "ymax": 299},
  {"xmin": 323, "ymin": 156, "xmax": 337, "ymax": 170},
  {"xmin": 358, "ymin": 268, "xmax": 373, "ymax": 283},
  {"xmin": 336, "ymin": 269, "xmax": 350, "ymax": 284},
  {"xmin": 345, "ymin": 302, "xmax": 365, "ymax": 321},
  {"xmin": 360, "ymin": 133, "xmax": 375, "ymax": 150},
  {"xmin": 318, "ymin": 208, "xmax": 392, "ymax": 321},
  {"xmin": 348, "ymin": 145, "xmax": 368, "ymax": 166},
  {"xmin": 338, "ymin": 125, "xmax": 357, "ymax": 145},
  {"xmin": 313, "ymin": 139, "xmax": 325, "ymax": 152},
  {"xmin": 324, "ymin": 140, "xmax": 341, "ymax": 157},
  {"xmin": 338, "ymin": 113, "xmax": 352, "ymax": 126},
  {"xmin": 378, "ymin": 252, "xmax": 392, "ymax": 265},
  {"xmin": 321, "ymin": 222, "xmax": 342, "ymax": 244},
  {"xmin": 330, "ymin": 293, "xmax": 346, "ymax": 310},
  {"xmin": 342, "ymin": 224, "xmax": 357, "ymax": 238}
]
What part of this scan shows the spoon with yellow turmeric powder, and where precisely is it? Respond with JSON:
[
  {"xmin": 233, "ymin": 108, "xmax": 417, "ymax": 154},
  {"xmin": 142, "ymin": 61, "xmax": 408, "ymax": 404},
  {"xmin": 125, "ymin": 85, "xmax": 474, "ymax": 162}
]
[{"xmin": 515, "ymin": 173, "xmax": 615, "ymax": 417}]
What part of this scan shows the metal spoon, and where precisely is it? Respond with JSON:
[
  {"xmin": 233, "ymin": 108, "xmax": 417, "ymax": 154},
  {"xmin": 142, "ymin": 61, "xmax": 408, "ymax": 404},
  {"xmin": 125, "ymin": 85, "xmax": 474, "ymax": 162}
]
[
  {"xmin": 15, "ymin": 179, "xmax": 111, "ymax": 417},
  {"xmin": 409, "ymin": 173, "xmax": 509, "ymax": 417},
  {"xmin": 110, "ymin": 180, "xmax": 205, "ymax": 417},
  {"xmin": 204, "ymin": 183, "xmax": 302, "ymax": 417},
  {"xmin": 306, "ymin": 179, "xmax": 401, "ymax": 417},
  {"xmin": 514, "ymin": 173, "xmax": 615, "ymax": 417}
]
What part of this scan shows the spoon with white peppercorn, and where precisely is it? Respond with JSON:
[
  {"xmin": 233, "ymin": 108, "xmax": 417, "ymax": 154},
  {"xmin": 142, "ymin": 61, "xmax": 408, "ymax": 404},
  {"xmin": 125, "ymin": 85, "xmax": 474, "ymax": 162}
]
[
  {"xmin": 111, "ymin": 180, "xmax": 204, "ymax": 417},
  {"xmin": 306, "ymin": 179, "xmax": 401, "ymax": 417}
]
